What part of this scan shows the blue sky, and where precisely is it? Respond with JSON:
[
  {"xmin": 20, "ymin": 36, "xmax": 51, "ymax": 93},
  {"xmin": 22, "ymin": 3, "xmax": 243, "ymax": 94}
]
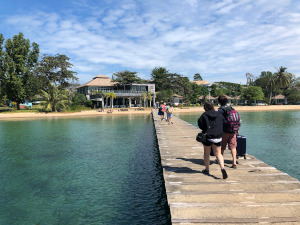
[{"xmin": 1, "ymin": 0, "xmax": 300, "ymax": 85}]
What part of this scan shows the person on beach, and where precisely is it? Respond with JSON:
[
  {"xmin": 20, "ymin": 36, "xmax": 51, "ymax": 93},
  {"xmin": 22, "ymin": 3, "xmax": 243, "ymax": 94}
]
[
  {"xmin": 166, "ymin": 103, "xmax": 174, "ymax": 125},
  {"xmin": 198, "ymin": 101, "xmax": 228, "ymax": 179},
  {"xmin": 158, "ymin": 102, "xmax": 166, "ymax": 121},
  {"xmin": 217, "ymin": 95, "xmax": 240, "ymax": 169}
]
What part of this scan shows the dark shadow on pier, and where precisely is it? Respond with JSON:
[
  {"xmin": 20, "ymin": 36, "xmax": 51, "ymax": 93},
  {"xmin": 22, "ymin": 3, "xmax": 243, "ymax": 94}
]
[
  {"xmin": 163, "ymin": 165, "xmax": 221, "ymax": 180},
  {"xmin": 163, "ymin": 166, "xmax": 202, "ymax": 173},
  {"xmin": 177, "ymin": 157, "xmax": 204, "ymax": 165},
  {"xmin": 177, "ymin": 157, "xmax": 234, "ymax": 167}
]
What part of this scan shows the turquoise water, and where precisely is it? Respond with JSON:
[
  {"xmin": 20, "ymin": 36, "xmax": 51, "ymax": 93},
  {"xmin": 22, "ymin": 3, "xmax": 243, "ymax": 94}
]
[
  {"xmin": 0, "ymin": 115, "xmax": 171, "ymax": 225},
  {"xmin": 175, "ymin": 110, "xmax": 300, "ymax": 181}
]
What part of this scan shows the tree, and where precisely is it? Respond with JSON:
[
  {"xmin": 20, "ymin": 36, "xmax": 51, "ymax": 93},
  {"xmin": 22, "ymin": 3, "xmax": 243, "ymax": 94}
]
[
  {"xmin": 105, "ymin": 92, "xmax": 116, "ymax": 108},
  {"xmin": 112, "ymin": 70, "xmax": 141, "ymax": 87},
  {"xmin": 35, "ymin": 54, "xmax": 78, "ymax": 91},
  {"xmin": 156, "ymin": 89, "xmax": 173, "ymax": 103},
  {"xmin": 173, "ymin": 76, "xmax": 192, "ymax": 97},
  {"xmin": 210, "ymin": 83, "xmax": 224, "ymax": 97},
  {"xmin": 193, "ymin": 73, "xmax": 203, "ymax": 81},
  {"xmin": 241, "ymin": 86, "xmax": 264, "ymax": 104},
  {"xmin": 265, "ymin": 72, "xmax": 276, "ymax": 104},
  {"xmin": 188, "ymin": 83, "xmax": 208, "ymax": 104},
  {"xmin": 40, "ymin": 84, "xmax": 69, "ymax": 112},
  {"xmin": 274, "ymin": 66, "xmax": 292, "ymax": 90},
  {"xmin": 0, "ymin": 33, "xmax": 40, "ymax": 108},
  {"xmin": 141, "ymin": 92, "xmax": 147, "ymax": 107},
  {"xmin": 166, "ymin": 89, "xmax": 173, "ymax": 103},
  {"xmin": 147, "ymin": 91, "xmax": 152, "ymax": 107},
  {"xmin": 151, "ymin": 67, "xmax": 169, "ymax": 91}
]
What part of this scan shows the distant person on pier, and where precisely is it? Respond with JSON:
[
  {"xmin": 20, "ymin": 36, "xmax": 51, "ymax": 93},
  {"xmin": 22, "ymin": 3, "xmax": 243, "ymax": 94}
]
[
  {"xmin": 198, "ymin": 101, "xmax": 228, "ymax": 179},
  {"xmin": 218, "ymin": 95, "xmax": 240, "ymax": 169},
  {"xmin": 166, "ymin": 103, "xmax": 174, "ymax": 125},
  {"xmin": 158, "ymin": 102, "xmax": 166, "ymax": 121}
]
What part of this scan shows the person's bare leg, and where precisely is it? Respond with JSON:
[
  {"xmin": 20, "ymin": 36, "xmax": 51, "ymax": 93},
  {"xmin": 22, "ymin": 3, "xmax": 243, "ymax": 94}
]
[
  {"xmin": 213, "ymin": 144, "xmax": 228, "ymax": 179},
  {"xmin": 213, "ymin": 145, "xmax": 224, "ymax": 169},
  {"xmin": 203, "ymin": 145, "xmax": 211, "ymax": 171},
  {"xmin": 231, "ymin": 148, "xmax": 237, "ymax": 167}
]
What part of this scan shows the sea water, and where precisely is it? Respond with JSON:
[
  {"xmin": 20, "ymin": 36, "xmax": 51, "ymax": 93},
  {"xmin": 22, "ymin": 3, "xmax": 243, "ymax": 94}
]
[
  {"xmin": 0, "ymin": 115, "xmax": 171, "ymax": 225},
  {"xmin": 175, "ymin": 110, "xmax": 300, "ymax": 181}
]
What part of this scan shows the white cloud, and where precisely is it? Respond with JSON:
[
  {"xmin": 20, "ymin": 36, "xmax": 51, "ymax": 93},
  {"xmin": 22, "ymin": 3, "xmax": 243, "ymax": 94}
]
[{"xmin": 2, "ymin": 0, "xmax": 300, "ymax": 84}]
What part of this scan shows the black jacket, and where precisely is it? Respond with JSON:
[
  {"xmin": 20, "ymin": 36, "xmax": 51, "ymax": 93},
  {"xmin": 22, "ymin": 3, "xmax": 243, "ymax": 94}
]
[{"xmin": 198, "ymin": 109, "xmax": 225, "ymax": 139}]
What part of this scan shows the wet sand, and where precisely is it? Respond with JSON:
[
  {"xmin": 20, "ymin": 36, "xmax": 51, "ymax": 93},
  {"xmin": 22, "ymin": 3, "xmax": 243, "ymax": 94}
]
[{"xmin": 0, "ymin": 105, "xmax": 300, "ymax": 120}]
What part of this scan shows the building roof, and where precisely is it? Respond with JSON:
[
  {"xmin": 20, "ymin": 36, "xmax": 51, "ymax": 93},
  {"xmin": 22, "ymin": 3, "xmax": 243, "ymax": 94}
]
[
  {"xmin": 77, "ymin": 75, "xmax": 116, "ymax": 88},
  {"xmin": 173, "ymin": 94, "xmax": 184, "ymax": 98},
  {"xmin": 191, "ymin": 80, "xmax": 211, "ymax": 86},
  {"xmin": 223, "ymin": 94, "xmax": 233, "ymax": 100},
  {"xmin": 272, "ymin": 94, "xmax": 286, "ymax": 99},
  {"xmin": 198, "ymin": 95, "xmax": 216, "ymax": 100}
]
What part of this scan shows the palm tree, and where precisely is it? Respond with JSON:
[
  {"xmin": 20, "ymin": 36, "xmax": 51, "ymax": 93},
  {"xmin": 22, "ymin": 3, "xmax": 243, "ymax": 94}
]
[
  {"xmin": 274, "ymin": 67, "xmax": 291, "ymax": 90},
  {"xmin": 141, "ymin": 92, "xmax": 147, "ymax": 107},
  {"xmin": 105, "ymin": 92, "xmax": 116, "ymax": 108},
  {"xmin": 147, "ymin": 91, "xmax": 152, "ymax": 107},
  {"xmin": 265, "ymin": 72, "xmax": 276, "ymax": 104},
  {"xmin": 40, "ymin": 84, "xmax": 69, "ymax": 112}
]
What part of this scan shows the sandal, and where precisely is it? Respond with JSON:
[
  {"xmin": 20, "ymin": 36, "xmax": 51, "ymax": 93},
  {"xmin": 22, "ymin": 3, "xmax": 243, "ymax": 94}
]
[
  {"xmin": 221, "ymin": 168, "xmax": 228, "ymax": 179},
  {"xmin": 202, "ymin": 169, "xmax": 210, "ymax": 175}
]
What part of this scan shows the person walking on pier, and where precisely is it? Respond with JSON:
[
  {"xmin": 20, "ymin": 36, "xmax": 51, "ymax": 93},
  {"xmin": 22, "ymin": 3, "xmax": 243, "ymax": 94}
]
[
  {"xmin": 198, "ymin": 101, "xmax": 228, "ymax": 179},
  {"xmin": 166, "ymin": 103, "xmax": 174, "ymax": 125},
  {"xmin": 158, "ymin": 102, "xmax": 166, "ymax": 121},
  {"xmin": 217, "ymin": 95, "xmax": 240, "ymax": 169}
]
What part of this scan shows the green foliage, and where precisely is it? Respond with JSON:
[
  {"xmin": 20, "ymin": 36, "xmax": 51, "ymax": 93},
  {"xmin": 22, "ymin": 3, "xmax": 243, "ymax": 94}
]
[
  {"xmin": 188, "ymin": 83, "xmax": 208, "ymax": 104},
  {"xmin": 156, "ymin": 89, "xmax": 173, "ymax": 103},
  {"xmin": 287, "ymin": 94, "xmax": 300, "ymax": 105},
  {"xmin": 104, "ymin": 92, "xmax": 116, "ymax": 108},
  {"xmin": 112, "ymin": 70, "xmax": 142, "ymax": 86},
  {"xmin": 35, "ymin": 54, "xmax": 78, "ymax": 90},
  {"xmin": 72, "ymin": 93, "xmax": 86, "ymax": 104},
  {"xmin": 193, "ymin": 73, "xmax": 203, "ymax": 81},
  {"xmin": 40, "ymin": 84, "xmax": 69, "ymax": 112},
  {"xmin": 284, "ymin": 87, "xmax": 300, "ymax": 104},
  {"xmin": 253, "ymin": 67, "xmax": 295, "ymax": 104},
  {"xmin": 151, "ymin": 67, "xmax": 192, "ymax": 99},
  {"xmin": 274, "ymin": 66, "xmax": 292, "ymax": 90},
  {"xmin": 210, "ymin": 84, "xmax": 224, "ymax": 97},
  {"xmin": 0, "ymin": 33, "xmax": 40, "ymax": 107},
  {"xmin": 151, "ymin": 67, "xmax": 169, "ymax": 91},
  {"xmin": 242, "ymin": 86, "xmax": 264, "ymax": 104},
  {"xmin": 141, "ymin": 92, "xmax": 147, "ymax": 107}
]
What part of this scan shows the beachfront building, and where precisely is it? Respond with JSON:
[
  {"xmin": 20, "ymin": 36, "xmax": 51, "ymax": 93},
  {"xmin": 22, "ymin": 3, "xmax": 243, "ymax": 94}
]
[
  {"xmin": 232, "ymin": 96, "xmax": 246, "ymax": 105},
  {"xmin": 77, "ymin": 75, "xmax": 155, "ymax": 108},
  {"xmin": 198, "ymin": 95, "xmax": 217, "ymax": 103},
  {"xmin": 172, "ymin": 94, "xmax": 184, "ymax": 106},
  {"xmin": 272, "ymin": 94, "xmax": 287, "ymax": 105}
]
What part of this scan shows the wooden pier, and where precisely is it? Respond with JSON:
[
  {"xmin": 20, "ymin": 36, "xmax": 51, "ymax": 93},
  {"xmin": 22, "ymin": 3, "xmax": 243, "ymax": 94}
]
[{"xmin": 152, "ymin": 111, "xmax": 300, "ymax": 224}]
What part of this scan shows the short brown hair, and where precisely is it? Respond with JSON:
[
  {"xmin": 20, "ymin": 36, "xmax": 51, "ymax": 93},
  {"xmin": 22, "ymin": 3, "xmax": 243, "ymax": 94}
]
[
  {"xmin": 218, "ymin": 95, "xmax": 228, "ymax": 106},
  {"xmin": 204, "ymin": 101, "xmax": 215, "ymax": 111}
]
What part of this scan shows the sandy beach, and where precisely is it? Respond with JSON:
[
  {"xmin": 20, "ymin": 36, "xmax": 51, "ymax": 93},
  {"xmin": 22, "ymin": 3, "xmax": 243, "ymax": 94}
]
[{"xmin": 0, "ymin": 105, "xmax": 300, "ymax": 120}]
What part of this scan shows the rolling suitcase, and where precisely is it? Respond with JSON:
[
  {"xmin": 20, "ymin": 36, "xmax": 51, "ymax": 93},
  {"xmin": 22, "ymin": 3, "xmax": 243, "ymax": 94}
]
[{"xmin": 236, "ymin": 135, "xmax": 246, "ymax": 159}]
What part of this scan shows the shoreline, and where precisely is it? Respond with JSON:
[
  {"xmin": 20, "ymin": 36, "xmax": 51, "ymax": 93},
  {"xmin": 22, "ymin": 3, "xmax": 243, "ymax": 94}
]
[{"xmin": 0, "ymin": 105, "xmax": 300, "ymax": 120}]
